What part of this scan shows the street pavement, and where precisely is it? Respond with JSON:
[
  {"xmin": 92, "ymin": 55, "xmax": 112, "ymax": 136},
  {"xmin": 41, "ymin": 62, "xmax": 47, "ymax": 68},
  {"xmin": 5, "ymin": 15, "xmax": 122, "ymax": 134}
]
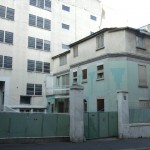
[{"xmin": 0, "ymin": 138, "xmax": 150, "ymax": 150}]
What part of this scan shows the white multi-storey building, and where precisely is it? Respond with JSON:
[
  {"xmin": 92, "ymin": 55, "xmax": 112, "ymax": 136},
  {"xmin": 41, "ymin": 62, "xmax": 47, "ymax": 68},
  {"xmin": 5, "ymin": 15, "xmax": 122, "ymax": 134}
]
[{"xmin": 0, "ymin": 0, "xmax": 102, "ymax": 112}]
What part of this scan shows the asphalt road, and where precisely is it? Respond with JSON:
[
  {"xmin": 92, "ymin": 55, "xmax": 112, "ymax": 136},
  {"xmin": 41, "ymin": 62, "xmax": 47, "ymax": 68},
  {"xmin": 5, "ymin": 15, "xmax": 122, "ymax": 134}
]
[{"xmin": 0, "ymin": 138, "xmax": 150, "ymax": 150}]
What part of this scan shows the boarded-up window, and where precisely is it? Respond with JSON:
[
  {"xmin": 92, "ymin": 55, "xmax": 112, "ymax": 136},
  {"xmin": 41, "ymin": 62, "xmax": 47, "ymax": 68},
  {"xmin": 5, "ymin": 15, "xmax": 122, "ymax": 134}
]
[
  {"xmin": 97, "ymin": 99, "xmax": 104, "ymax": 111},
  {"xmin": 138, "ymin": 65, "xmax": 147, "ymax": 87},
  {"xmin": 73, "ymin": 45, "xmax": 78, "ymax": 57},
  {"xmin": 136, "ymin": 36, "xmax": 144, "ymax": 48}
]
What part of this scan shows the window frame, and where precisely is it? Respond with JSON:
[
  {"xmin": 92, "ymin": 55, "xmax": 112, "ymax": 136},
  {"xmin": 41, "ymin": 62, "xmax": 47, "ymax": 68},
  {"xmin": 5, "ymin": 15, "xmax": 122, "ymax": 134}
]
[
  {"xmin": 82, "ymin": 69, "xmax": 87, "ymax": 83},
  {"xmin": 62, "ymin": 5, "xmax": 70, "ymax": 12},
  {"xmin": 97, "ymin": 64, "xmax": 104, "ymax": 80},
  {"xmin": 73, "ymin": 71, "xmax": 77, "ymax": 83},
  {"xmin": 62, "ymin": 23, "xmax": 70, "ymax": 30},
  {"xmin": 90, "ymin": 15, "xmax": 97, "ymax": 21},
  {"xmin": 96, "ymin": 34, "xmax": 104, "ymax": 50},
  {"xmin": 59, "ymin": 55, "xmax": 67, "ymax": 66},
  {"xmin": 73, "ymin": 45, "xmax": 78, "ymax": 57},
  {"xmin": 97, "ymin": 99, "xmax": 104, "ymax": 112}
]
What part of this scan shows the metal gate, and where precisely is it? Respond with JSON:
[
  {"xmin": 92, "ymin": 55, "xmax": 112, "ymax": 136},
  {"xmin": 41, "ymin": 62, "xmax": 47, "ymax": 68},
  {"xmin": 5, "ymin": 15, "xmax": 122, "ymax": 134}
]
[{"xmin": 84, "ymin": 112, "xmax": 118, "ymax": 139}]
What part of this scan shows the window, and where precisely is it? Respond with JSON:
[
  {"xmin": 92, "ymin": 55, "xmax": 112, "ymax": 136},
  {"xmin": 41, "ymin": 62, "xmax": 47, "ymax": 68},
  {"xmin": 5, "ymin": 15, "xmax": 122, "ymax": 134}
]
[
  {"xmin": 44, "ymin": 40, "xmax": 50, "ymax": 51},
  {"xmin": 90, "ymin": 15, "xmax": 97, "ymax": 21},
  {"xmin": 29, "ymin": 14, "xmax": 51, "ymax": 30},
  {"xmin": 138, "ymin": 65, "xmax": 147, "ymax": 87},
  {"xmin": 60, "ymin": 55, "xmax": 67, "ymax": 66},
  {"xmin": 62, "ymin": 23, "xmax": 70, "ymax": 30},
  {"xmin": 29, "ymin": 14, "xmax": 36, "ymax": 26},
  {"xmin": 96, "ymin": 34, "xmax": 104, "ymax": 49},
  {"xmin": 44, "ymin": 62, "xmax": 50, "ymax": 73},
  {"xmin": 27, "ymin": 59, "xmax": 50, "ymax": 73},
  {"xmin": 28, "ymin": 36, "xmax": 50, "ymax": 51},
  {"xmin": 36, "ymin": 38, "xmax": 43, "ymax": 49},
  {"xmin": 73, "ymin": 71, "xmax": 77, "ymax": 83},
  {"xmin": 30, "ymin": 0, "xmax": 51, "ymax": 11},
  {"xmin": 44, "ymin": 19, "xmax": 51, "ymax": 30},
  {"xmin": 20, "ymin": 96, "xmax": 31, "ymax": 105},
  {"xmin": 26, "ymin": 83, "xmax": 42, "ymax": 95},
  {"xmin": 0, "ymin": 5, "xmax": 6, "ymax": 18},
  {"xmin": 0, "ymin": 55, "xmax": 12, "ymax": 69},
  {"xmin": 36, "ymin": 61, "xmax": 42, "ymax": 72},
  {"xmin": 35, "ymin": 84, "xmax": 42, "ymax": 95},
  {"xmin": 97, "ymin": 99, "xmax": 104, "ymax": 111},
  {"xmin": 62, "ymin": 5, "xmax": 70, "ymax": 12},
  {"xmin": 0, "ymin": 5, "xmax": 15, "ymax": 20},
  {"xmin": 28, "ymin": 37, "xmax": 35, "ymax": 48},
  {"xmin": 97, "ymin": 65, "xmax": 104, "ymax": 80},
  {"xmin": 73, "ymin": 45, "xmax": 78, "ymax": 57},
  {"xmin": 5, "ymin": 31, "xmax": 13, "ymax": 44},
  {"xmin": 0, "ymin": 30, "xmax": 4, "ymax": 42},
  {"xmin": 56, "ymin": 76, "xmax": 60, "ymax": 86},
  {"xmin": 136, "ymin": 35, "xmax": 144, "ymax": 49},
  {"xmin": 62, "ymin": 74, "xmax": 69, "ymax": 86},
  {"xmin": 6, "ymin": 7, "xmax": 15, "ymax": 20},
  {"xmin": 28, "ymin": 60, "xmax": 35, "ymax": 71},
  {"xmin": 82, "ymin": 69, "xmax": 87, "ymax": 82},
  {"xmin": 37, "ymin": 16, "xmax": 43, "ymax": 28},
  {"xmin": 62, "ymin": 44, "xmax": 69, "ymax": 50}
]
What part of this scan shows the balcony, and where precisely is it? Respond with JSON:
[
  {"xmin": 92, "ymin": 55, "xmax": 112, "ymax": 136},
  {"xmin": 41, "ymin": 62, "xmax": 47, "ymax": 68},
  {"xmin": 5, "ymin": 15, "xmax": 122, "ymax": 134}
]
[{"xmin": 46, "ymin": 86, "xmax": 70, "ymax": 96}]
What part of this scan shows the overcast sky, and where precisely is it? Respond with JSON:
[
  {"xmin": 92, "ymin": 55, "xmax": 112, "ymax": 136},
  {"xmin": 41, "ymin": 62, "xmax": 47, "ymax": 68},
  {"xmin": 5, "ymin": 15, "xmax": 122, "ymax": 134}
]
[{"xmin": 101, "ymin": 0, "xmax": 150, "ymax": 29}]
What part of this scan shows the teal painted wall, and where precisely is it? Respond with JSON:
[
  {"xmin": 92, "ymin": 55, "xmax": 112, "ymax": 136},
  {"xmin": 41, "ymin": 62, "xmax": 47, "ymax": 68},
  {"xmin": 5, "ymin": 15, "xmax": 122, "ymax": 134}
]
[{"xmin": 70, "ymin": 58, "xmax": 150, "ymax": 112}]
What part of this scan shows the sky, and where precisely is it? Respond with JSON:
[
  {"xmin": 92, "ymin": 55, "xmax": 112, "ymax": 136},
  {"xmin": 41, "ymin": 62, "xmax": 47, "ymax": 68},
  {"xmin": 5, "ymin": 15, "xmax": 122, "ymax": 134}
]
[{"xmin": 100, "ymin": 0, "xmax": 150, "ymax": 29}]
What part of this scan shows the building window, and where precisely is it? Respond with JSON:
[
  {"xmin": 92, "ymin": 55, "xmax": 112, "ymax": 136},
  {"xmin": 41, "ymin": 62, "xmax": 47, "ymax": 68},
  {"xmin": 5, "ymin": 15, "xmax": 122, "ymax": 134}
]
[
  {"xmin": 6, "ymin": 7, "xmax": 15, "ymax": 20},
  {"xmin": 27, "ymin": 59, "xmax": 50, "ymax": 73},
  {"xmin": 96, "ymin": 34, "xmax": 104, "ymax": 49},
  {"xmin": 28, "ymin": 36, "xmax": 50, "ymax": 51},
  {"xmin": 36, "ymin": 61, "xmax": 42, "ymax": 72},
  {"xmin": 56, "ymin": 76, "xmax": 60, "ymax": 86},
  {"xmin": 0, "ymin": 30, "xmax": 13, "ymax": 44},
  {"xmin": 62, "ymin": 74, "xmax": 69, "ymax": 86},
  {"xmin": 29, "ymin": 14, "xmax": 36, "ymax": 26},
  {"xmin": 0, "ymin": 55, "xmax": 12, "ymax": 69},
  {"xmin": 136, "ymin": 35, "xmax": 144, "ymax": 49},
  {"xmin": 97, "ymin": 65, "xmax": 104, "ymax": 80},
  {"xmin": 30, "ymin": 0, "xmax": 51, "ymax": 11},
  {"xmin": 82, "ymin": 69, "xmax": 87, "ymax": 82},
  {"xmin": 29, "ymin": 14, "xmax": 51, "ymax": 30},
  {"xmin": 138, "ymin": 65, "xmax": 147, "ymax": 87},
  {"xmin": 62, "ymin": 23, "xmax": 70, "ymax": 30},
  {"xmin": 36, "ymin": 38, "xmax": 43, "ymax": 49},
  {"xmin": 27, "ymin": 60, "xmax": 35, "ymax": 71},
  {"xmin": 73, "ymin": 71, "xmax": 77, "ymax": 83},
  {"xmin": 5, "ymin": 31, "xmax": 13, "ymax": 44},
  {"xmin": 0, "ymin": 30, "xmax": 4, "ymax": 42},
  {"xmin": 90, "ymin": 15, "xmax": 97, "ymax": 21},
  {"xmin": 73, "ymin": 45, "xmax": 78, "ymax": 57},
  {"xmin": 62, "ymin": 44, "xmax": 69, "ymax": 50},
  {"xmin": 97, "ymin": 99, "xmax": 104, "ymax": 111},
  {"xmin": 20, "ymin": 96, "xmax": 31, "ymax": 105},
  {"xmin": 62, "ymin": 5, "xmax": 70, "ymax": 12},
  {"xmin": 60, "ymin": 55, "xmax": 67, "ymax": 66},
  {"xmin": 44, "ymin": 62, "xmax": 50, "ymax": 73},
  {"xmin": 0, "ymin": 5, "xmax": 15, "ymax": 20},
  {"xmin": 26, "ymin": 83, "xmax": 42, "ymax": 95}
]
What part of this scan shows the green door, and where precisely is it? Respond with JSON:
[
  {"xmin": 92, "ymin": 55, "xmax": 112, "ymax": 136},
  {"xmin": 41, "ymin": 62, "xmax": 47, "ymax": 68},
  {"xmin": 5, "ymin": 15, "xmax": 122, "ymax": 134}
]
[{"xmin": 99, "ymin": 112, "xmax": 109, "ymax": 138}]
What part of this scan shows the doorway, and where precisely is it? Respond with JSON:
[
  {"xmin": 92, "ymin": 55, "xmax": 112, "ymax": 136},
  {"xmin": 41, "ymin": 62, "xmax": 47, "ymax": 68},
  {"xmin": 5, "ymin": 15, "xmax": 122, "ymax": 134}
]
[{"xmin": 0, "ymin": 81, "xmax": 5, "ymax": 111}]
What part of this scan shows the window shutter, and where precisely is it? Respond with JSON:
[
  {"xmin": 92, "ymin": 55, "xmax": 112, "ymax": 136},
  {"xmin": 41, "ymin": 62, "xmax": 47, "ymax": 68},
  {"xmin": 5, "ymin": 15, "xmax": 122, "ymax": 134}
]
[
  {"xmin": 4, "ymin": 56, "xmax": 12, "ymax": 69},
  {"xmin": 0, "ymin": 30, "xmax": 4, "ymax": 42},
  {"xmin": 6, "ymin": 7, "xmax": 15, "ymax": 20},
  {"xmin": 0, "ymin": 5, "xmax": 6, "ymax": 18}
]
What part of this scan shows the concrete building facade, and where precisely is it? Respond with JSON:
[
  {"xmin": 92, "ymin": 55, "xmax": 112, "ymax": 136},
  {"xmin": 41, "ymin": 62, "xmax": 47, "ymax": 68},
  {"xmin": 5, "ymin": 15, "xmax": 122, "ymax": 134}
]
[{"xmin": 0, "ymin": 0, "xmax": 102, "ymax": 112}]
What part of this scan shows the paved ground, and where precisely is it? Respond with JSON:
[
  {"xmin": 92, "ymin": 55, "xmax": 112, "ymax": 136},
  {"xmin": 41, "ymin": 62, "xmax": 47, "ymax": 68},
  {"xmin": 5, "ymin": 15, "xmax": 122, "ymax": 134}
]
[{"xmin": 0, "ymin": 138, "xmax": 150, "ymax": 150}]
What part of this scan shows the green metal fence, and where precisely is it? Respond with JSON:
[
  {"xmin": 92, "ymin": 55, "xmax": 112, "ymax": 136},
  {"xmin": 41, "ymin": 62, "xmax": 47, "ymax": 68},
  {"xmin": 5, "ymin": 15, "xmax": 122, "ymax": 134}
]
[
  {"xmin": 0, "ymin": 112, "xmax": 69, "ymax": 138},
  {"xmin": 84, "ymin": 112, "xmax": 118, "ymax": 139}
]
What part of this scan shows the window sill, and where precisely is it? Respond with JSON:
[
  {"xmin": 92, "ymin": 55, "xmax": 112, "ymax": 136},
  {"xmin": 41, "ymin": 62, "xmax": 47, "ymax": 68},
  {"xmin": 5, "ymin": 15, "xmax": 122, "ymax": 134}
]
[
  {"xmin": 96, "ymin": 78, "xmax": 104, "ymax": 81},
  {"xmin": 138, "ymin": 85, "xmax": 148, "ymax": 88},
  {"xmin": 136, "ymin": 47, "xmax": 146, "ymax": 50},
  {"xmin": 96, "ymin": 47, "xmax": 105, "ymax": 51},
  {"xmin": 29, "ymin": 5, "xmax": 52, "ymax": 12},
  {"xmin": 0, "ymin": 41, "xmax": 13, "ymax": 45}
]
